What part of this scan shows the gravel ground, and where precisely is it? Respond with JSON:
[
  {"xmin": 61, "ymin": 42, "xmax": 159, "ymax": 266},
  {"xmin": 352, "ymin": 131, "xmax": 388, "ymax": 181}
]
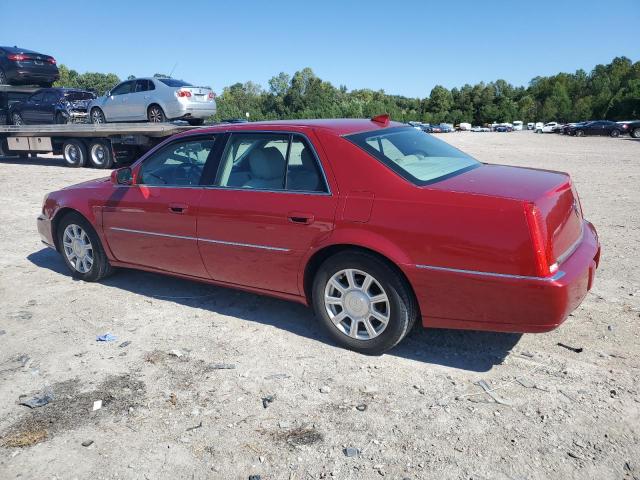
[{"xmin": 0, "ymin": 132, "xmax": 638, "ymax": 480}]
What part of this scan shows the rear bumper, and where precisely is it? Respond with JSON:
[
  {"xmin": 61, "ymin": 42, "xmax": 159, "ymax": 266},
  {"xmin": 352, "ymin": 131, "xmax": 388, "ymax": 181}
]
[
  {"xmin": 406, "ymin": 221, "xmax": 600, "ymax": 333},
  {"xmin": 166, "ymin": 101, "xmax": 217, "ymax": 120},
  {"xmin": 7, "ymin": 67, "xmax": 59, "ymax": 83},
  {"xmin": 37, "ymin": 214, "xmax": 55, "ymax": 249}
]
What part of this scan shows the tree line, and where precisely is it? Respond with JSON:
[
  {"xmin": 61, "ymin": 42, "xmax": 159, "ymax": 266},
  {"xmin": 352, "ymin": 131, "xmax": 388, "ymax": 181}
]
[{"xmin": 55, "ymin": 56, "xmax": 639, "ymax": 124}]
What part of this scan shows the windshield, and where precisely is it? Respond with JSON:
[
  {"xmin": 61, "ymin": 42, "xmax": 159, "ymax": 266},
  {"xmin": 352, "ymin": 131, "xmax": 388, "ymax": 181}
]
[
  {"xmin": 64, "ymin": 91, "xmax": 95, "ymax": 101},
  {"xmin": 346, "ymin": 127, "xmax": 480, "ymax": 185},
  {"xmin": 158, "ymin": 78, "xmax": 193, "ymax": 88}
]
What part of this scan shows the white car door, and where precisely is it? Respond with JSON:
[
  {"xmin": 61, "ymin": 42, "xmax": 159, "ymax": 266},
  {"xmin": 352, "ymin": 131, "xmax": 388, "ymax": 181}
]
[{"xmin": 102, "ymin": 80, "xmax": 135, "ymax": 121}]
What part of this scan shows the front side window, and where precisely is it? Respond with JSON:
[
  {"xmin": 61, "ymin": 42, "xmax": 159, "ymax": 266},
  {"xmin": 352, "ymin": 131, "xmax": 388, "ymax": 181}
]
[
  {"xmin": 216, "ymin": 133, "xmax": 327, "ymax": 193},
  {"xmin": 111, "ymin": 81, "xmax": 133, "ymax": 96},
  {"xmin": 43, "ymin": 91, "xmax": 58, "ymax": 104},
  {"xmin": 139, "ymin": 137, "xmax": 215, "ymax": 186},
  {"xmin": 346, "ymin": 127, "xmax": 479, "ymax": 185}
]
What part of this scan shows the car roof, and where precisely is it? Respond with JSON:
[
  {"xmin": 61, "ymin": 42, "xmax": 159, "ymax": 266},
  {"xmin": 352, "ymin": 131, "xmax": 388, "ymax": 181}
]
[
  {"xmin": 189, "ymin": 118, "xmax": 407, "ymax": 136},
  {"xmin": 0, "ymin": 46, "xmax": 41, "ymax": 54}
]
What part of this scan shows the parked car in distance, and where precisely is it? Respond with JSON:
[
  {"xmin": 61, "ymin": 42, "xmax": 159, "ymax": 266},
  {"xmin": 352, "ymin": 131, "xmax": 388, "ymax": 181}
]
[
  {"xmin": 618, "ymin": 120, "xmax": 640, "ymax": 138},
  {"xmin": 480, "ymin": 127, "xmax": 491, "ymax": 132},
  {"xmin": 439, "ymin": 123, "xmax": 454, "ymax": 132},
  {"xmin": 470, "ymin": 126, "xmax": 483, "ymax": 132},
  {"xmin": 568, "ymin": 120, "xmax": 625, "ymax": 137},
  {"xmin": 512, "ymin": 121, "xmax": 523, "ymax": 131},
  {"xmin": 37, "ymin": 116, "xmax": 600, "ymax": 354},
  {"xmin": 88, "ymin": 77, "xmax": 216, "ymax": 126},
  {"xmin": 458, "ymin": 122, "xmax": 472, "ymax": 131},
  {"xmin": 9, "ymin": 88, "xmax": 95, "ymax": 125},
  {"xmin": 0, "ymin": 46, "xmax": 59, "ymax": 87},
  {"xmin": 527, "ymin": 122, "xmax": 535, "ymax": 130},
  {"xmin": 536, "ymin": 122, "xmax": 558, "ymax": 133}
]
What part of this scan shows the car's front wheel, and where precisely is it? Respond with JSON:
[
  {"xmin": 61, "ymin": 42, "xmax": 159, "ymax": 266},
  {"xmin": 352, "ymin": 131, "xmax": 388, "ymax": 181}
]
[
  {"xmin": 90, "ymin": 108, "xmax": 106, "ymax": 124},
  {"xmin": 610, "ymin": 129, "xmax": 620, "ymax": 138},
  {"xmin": 575, "ymin": 130, "xmax": 584, "ymax": 137},
  {"xmin": 57, "ymin": 212, "xmax": 113, "ymax": 281},
  {"xmin": 312, "ymin": 251, "xmax": 418, "ymax": 355}
]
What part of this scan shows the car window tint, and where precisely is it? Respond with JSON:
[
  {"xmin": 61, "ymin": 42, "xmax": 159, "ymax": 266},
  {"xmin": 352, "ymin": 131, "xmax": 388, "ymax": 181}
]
[
  {"xmin": 30, "ymin": 92, "xmax": 44, "ymax": 102},
  {"xmin": 216, "ymin": 133, "xmax": 327, "ymax": 193},
  {"xmin": 139, "ymin": 138, "xmax": 215, "ymax": 186},
  {"xmin": 111, "ymin": 81, "xmax": 133, "ymax": 96},
  {"xmin": 147, "ymin": 80, "xmax": 156, "ymax": 91},
  {"xmin": 135, "ymin": 80, "xmax": 147, "ymax": 93},
  {"xmin": 43, "ymin": 92, "xmax": 58, "ymax": 103},
  {"xmin": 286, "ymin": 137, "xmax": 327, "ymax": 192}
]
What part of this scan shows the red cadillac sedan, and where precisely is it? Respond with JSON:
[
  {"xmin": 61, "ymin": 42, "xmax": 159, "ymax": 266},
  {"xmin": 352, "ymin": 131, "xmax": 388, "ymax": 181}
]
[{"xmin": 37, "ymin": 116, "xmax": 600, "ymax": 354}]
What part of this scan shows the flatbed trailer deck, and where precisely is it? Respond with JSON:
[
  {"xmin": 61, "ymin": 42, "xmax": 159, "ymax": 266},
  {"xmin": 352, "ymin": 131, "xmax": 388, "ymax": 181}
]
[{"xmin": 0, "ymin": 122, "xmax": 196, "ymax": 168}]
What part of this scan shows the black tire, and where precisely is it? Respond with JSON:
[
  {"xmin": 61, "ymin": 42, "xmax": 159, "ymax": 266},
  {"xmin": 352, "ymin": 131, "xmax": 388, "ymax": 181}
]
[
  {"xmin": 0, "ymin": 68, "xmax": 7, "ymax": 85},
  {"xmin": 631, "ymin": 128, "xmax": 640, "ymax": 139},
  {"xmin": 610, "ymin": 129, "xmax": 620, "ymax": 138},
  {"xmin": 88, "ymin": 140, "xmax": 114, "ymax": 169},
  {"xmin": 55, "ymin": 112, "xmax": 68, "ymax": 124},
  {"xmin": 147, "ymin": 105, "xmax": 166, "ymax": 123},
  {"xmin": 187, "ymin": 118, "xmax": 204, "ymax": 126},
  {"xmin": 575, "ymin": 130, "xmax": 584, "ymax": 137},
  {"xmin": 62, "ymin": 139, "xmax": 87, "ymax": 168},
  {"xmin": 56, "ymin": 212, "xmax": 113, "ymax": 281},
  {"xmin": 311, "ymin": 251, "xmax": 418, "ymax": 355},
  {"xmin": 11, "ymin": 112, "xmax": 24, "ymax": 126},
  {"xmin": 90, "ymin": 108, "xmax": 106, "ymax": 124}
]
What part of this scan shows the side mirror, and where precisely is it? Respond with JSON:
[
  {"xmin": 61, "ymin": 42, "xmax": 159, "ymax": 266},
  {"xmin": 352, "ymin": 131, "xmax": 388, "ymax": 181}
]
[{"xmin": 111, "ymin": 167, "xmax": 133, "ymax": 185}]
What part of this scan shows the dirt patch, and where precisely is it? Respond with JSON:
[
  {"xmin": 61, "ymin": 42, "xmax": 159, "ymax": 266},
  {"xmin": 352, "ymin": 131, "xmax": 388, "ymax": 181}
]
[
  {"xmin": 1, "ymin": 374, "xmax": 145, "ymax": 448},
  {"xmin": 277, "ymin": 426, "xmax": 324, "ymax": 447}
]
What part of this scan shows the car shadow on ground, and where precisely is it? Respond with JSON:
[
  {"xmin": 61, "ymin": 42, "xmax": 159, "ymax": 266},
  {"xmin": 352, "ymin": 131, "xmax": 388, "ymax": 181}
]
[
  {"xmin": 0, "ymin": 154, "xmax": 67, "ymax": 167},
  {"xmin": 28, "ymin": 248, "xmax": 522, "ymax": 372}
]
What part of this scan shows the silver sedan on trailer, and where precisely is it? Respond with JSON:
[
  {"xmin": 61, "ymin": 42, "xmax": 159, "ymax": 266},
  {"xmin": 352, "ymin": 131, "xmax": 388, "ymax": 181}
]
[{"xmin": 88, "ymin": 77, "xmax": 216, "ymax": 126}]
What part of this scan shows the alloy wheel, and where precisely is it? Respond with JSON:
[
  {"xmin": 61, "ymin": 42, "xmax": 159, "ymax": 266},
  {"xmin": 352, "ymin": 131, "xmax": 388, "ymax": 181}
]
[
  {"xmin": 324, "ymin": 268, "xmax": 391, "ymax": 340},
  {"xmin": 62, "ymin": 224, "xmax": 94, "ymax": 273},
  {"xmin": 148, "ymin": 107, "xmax": 164, "ymax": 123},
  {"xmin": 91, "ymin": 109, "xmax": 105, "ymax": 124}
]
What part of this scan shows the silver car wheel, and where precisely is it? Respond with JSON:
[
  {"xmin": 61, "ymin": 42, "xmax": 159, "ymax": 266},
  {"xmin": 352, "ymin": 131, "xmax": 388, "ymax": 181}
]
[
  {"xmin": 62, "ymin": 224, "xmax": 94, "ymax": 273},
  {"xmin": 90, "ymin": 143, "xmax": 107, "ymax": 166},
  {"xmin": 91, "ymin": 109, "xmax": 105, "ymax": 124},
  {"xmin": 324, "ymin": 268, "xmax": 390, "ymax": 340},
  {"xmin": 12, "ymin": 113, "xmax": 23, "ymax": 126},
  {"xmin": 148, "ymin": 106, "xmax": 164, "ymax": 123}
]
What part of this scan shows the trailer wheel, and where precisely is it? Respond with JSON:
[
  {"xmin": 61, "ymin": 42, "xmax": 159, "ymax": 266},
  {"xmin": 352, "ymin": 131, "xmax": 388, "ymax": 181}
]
[
  {"xmin": 63, "ymin": 140, "xmax": 87, "ymax": 168},
  {"xmin": 88, "ymin": 140, "xmax": 114, "ymax": 169}
]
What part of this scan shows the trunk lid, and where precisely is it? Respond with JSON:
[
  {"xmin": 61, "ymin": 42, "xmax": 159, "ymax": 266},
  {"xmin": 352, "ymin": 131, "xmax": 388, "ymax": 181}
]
[
  {"xmin": 432, "ymin": 164, "xmax": 583, "ymax": 271},
  {"xmin": 180, "ymin": 86, "xmax": 214, "ymax": 103}
]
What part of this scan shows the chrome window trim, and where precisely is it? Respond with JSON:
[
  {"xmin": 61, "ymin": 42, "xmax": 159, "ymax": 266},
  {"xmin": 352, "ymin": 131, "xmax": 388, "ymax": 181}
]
[
  {"xmin": 214, "ymin": 130, "xmax": 332, "ymax": 195},
  {"xmin": 415, "ymin": 264, "xmax": 566, "ymax": 282},
  {"xmin": 109, "ymin": 227, "xmax": 290, "ymax": 252}
]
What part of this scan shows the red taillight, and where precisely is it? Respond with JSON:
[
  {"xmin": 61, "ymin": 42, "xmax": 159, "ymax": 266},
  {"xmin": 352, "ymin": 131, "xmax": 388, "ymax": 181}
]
[
  {"xmin": 48, "ymin": 57, "xmax": 56, "ymax": 65},
  {"xmin": 8, "ymin": 53, "xmax": 28, "ymax": 61},
  {"xmin": 176, "ymin": 90, "xmax": 192, "ymax": 98},
  {"xmin": 208, "ymin": 91, "xmax": 216, "ymax": 99},
  {"xmin": 524, "ymin": 202, "xmax": 557, "ymax": 277}
]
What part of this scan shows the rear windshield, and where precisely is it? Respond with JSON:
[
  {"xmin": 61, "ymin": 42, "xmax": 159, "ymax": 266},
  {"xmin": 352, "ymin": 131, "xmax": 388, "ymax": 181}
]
[
  {"xmin": 64, "ymin": 91, "xmax": 95, "ymax": 101},
  {"xmin": 157, "ymin": 78, "xmax": 193, "ymax": 88},
  {"xmin": 345, "ymin": 127, "xmax": 479, "ymax": 185}
]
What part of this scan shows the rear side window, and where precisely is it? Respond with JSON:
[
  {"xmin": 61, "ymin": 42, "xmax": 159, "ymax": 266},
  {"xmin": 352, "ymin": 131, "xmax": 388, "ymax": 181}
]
[
  {"xmin": 346, "ymin": 127, "xmax": 479, "ymax": 185},
  {"xmin": 215, "ymin": 133, "xmax": 328, "ymax": 193}
]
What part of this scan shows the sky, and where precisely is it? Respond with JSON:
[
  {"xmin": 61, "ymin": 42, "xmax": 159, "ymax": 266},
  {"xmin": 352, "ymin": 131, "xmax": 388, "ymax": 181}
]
[{"xmin": 1, "ymin": 0, "xmax": 638, "ymax": 98}]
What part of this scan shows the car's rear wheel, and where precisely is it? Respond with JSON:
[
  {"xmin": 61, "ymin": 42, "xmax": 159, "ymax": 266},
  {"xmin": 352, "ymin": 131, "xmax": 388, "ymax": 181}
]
[
  {"xmin": 88, "ymin": 140, "xmax": 114, "ymax": 169},
  {"xmin": 62, "ymin": 139, "xmax": 87, "ymax": 168},
  {"xmin": 57, "ymin": 212, "xmax": 112, "ymax": 281},
  {"xmin": 312, "ymin": 251, "xmax": 418, "ymax": 355},
  {"xmin": 631, "ymin": 128, "xmax": 640, "ymax": 139},
  {"xmin": 575, "ymin": 130, "xmax": 584, "ymax": 137},
  {"xmin": 147, "ymin": 105, "xmax": 166, "ymax": 123},
  {"xmin": 90, "ymin": 108, "xmax": 106, "ymax": 124},
  {"xmin": 11, "ymin": 113, "xmax": 24, "ymax": 126},
  {"xmin": 610, "ymin": 129, "xmax": 620, "ymax": 138}
]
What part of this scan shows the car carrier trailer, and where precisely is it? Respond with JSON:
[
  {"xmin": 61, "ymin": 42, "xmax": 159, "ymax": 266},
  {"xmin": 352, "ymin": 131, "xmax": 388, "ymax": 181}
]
[{"xmin": 0, "ymin": 123, "xmax": 195, "ymax": 168}]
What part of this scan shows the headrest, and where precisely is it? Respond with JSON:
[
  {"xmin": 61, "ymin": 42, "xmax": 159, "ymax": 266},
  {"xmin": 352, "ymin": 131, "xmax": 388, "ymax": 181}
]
[{"xmin": 249, "ymin": 147, "xmax": 286, "ymax": 180}]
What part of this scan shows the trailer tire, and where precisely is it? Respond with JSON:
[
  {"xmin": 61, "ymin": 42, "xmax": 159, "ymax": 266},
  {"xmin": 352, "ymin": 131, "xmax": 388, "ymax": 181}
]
[
  {"xmin": 88, "ymin": 140, "xmax": 114, "ymax": 169},
  {"xmin": 63, "ymin": 139, "xmax": 87, "ymax": 168}
]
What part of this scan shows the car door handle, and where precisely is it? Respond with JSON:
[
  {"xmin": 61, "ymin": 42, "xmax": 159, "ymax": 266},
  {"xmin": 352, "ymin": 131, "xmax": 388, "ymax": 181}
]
[
  {"xmin": 288, "ymin": 212, "xmax": 314, "ymax": 225},
  {"xmin": 169, "ymin": 203, "xmax": 188, "ymax": 214}
]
